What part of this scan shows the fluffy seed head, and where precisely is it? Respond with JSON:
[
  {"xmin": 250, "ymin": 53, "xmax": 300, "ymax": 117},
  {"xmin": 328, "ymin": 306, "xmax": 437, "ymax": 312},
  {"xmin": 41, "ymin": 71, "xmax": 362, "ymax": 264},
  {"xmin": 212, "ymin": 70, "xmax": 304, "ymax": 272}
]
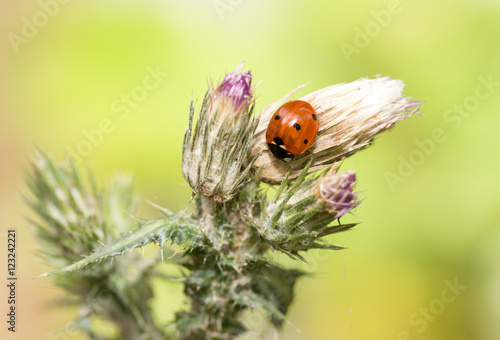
[{"xmin": 247, "ymin": 76, "xmax": 422, "ymax": 183}]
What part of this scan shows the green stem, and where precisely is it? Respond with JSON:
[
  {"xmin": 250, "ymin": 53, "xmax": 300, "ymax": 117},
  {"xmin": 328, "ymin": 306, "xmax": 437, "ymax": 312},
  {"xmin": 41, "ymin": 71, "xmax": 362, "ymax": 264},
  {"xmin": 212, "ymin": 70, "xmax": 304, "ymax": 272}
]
[{"xmin": 199, "ymin": 195, "xmax": 220, "ymax": 249}]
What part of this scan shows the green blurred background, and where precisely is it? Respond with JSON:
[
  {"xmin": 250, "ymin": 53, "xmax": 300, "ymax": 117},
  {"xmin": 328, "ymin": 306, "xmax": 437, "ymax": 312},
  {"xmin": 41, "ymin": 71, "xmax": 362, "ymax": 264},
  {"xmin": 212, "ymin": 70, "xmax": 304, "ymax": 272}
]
[{"xmin": 1, "ymin": 0, "xmax": 500, "ymax": 339}]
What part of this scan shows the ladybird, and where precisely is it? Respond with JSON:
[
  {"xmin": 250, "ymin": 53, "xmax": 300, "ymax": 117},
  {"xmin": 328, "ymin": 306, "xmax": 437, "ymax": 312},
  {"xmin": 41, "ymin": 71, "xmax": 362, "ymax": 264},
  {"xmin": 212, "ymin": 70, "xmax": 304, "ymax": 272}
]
[{"xmin": 265, "ymin": 100, "xmax": 319, "ymax": 162}]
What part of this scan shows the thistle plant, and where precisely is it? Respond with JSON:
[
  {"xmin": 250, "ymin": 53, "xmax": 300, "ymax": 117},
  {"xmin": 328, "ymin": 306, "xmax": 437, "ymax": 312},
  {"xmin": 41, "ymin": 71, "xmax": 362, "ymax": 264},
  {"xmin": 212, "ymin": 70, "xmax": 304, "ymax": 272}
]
[
  {"xmin": 28, "ymin": 64, "xmax": 420, "ymax": 340},
  {"xmin": 27, "ymin": 151, "xmax": 168, "ymax": 339}
]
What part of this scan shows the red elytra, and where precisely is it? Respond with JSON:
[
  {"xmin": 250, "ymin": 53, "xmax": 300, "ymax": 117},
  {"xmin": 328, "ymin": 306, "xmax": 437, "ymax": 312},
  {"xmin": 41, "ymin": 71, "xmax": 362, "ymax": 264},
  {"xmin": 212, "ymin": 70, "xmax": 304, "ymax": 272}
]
[{"xmin": 265, "ymin": 100, "xmax": 319, "ymax": 162}]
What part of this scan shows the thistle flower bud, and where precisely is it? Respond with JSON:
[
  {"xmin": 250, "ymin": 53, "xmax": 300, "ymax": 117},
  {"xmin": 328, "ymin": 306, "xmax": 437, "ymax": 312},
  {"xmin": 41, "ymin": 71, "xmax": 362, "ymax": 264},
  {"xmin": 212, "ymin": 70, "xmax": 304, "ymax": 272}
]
[
  {"xmin": 182, "ymin": 64, "xmax": 260, "ymax": 202},
  {"xmin": 247, "ymin": 76, "xmax": 421, "ymax": 183},
  {"xmin": 248, "ymin": 162, "xmax": 359, "ymax": 260},
  {"xmin": 317, "ymin": 167, "xmax": 359, "ymax": 218},
  {"xmin": 211, "ymin": 65, "xmax": 252, "ymax": 112}
]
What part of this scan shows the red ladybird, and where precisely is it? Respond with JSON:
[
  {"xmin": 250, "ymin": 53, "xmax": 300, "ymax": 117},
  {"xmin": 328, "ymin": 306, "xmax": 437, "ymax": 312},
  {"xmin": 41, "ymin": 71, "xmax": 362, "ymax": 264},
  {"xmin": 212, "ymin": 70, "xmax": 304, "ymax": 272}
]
[{"xmin": 266, "ymin": 100, "xmax": 319, "ymax": 162}]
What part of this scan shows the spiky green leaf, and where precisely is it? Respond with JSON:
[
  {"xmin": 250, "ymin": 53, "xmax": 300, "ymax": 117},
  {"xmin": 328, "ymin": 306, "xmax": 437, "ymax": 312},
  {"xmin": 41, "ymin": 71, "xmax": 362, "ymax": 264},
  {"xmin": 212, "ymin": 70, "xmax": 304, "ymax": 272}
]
[{"xmin": 35, "ymin": 216, "xmax": 202, "ymax": 278}]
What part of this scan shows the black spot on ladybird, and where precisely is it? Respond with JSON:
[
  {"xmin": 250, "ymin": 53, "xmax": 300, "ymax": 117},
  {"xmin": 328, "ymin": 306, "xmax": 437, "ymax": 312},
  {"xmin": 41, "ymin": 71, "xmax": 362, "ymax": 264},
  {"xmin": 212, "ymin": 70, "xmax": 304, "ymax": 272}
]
[
  {"xmin": 273, "ymin": 136, "xmax": 284, "ymax": 146},
  {"xmin": 312, "ymin": 114, "xmax": 317, "ymax": 121},
  {"xmin": 274, "ymin": 115, "xmax": 281, "ymax": 120},
  {"xmin": 304, "ymin": 139, "xmax": 308, "ymax": 144},
  {"xmin": 293, "ymin": 123, "xmax": 301, "ymax": 130}
]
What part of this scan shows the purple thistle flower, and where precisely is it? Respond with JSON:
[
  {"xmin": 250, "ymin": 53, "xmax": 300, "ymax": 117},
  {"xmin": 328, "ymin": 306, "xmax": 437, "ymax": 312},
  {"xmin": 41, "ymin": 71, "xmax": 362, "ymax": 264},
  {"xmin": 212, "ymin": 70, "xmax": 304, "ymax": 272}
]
[
  {"xmin": 219, "ymin": 65, "xmax": 252, "ymax": 108},
  {"xmin": 211, "ymin": 63, "xmax": 253, "ymax": 113},
  {"xmin": 182, "ymin": 63, "xmax": 258, "ymax": 203},
  {"xmin": 318, "ymin": 168, "xmax": 359, "ymax": 218}
]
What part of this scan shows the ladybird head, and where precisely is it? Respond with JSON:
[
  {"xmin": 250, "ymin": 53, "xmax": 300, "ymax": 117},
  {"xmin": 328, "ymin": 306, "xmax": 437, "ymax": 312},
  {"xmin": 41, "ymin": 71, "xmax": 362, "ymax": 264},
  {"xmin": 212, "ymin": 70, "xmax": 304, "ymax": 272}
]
[{"xmin": 266, "ymin": 143, "xmax": 295, "ymax": 162}]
